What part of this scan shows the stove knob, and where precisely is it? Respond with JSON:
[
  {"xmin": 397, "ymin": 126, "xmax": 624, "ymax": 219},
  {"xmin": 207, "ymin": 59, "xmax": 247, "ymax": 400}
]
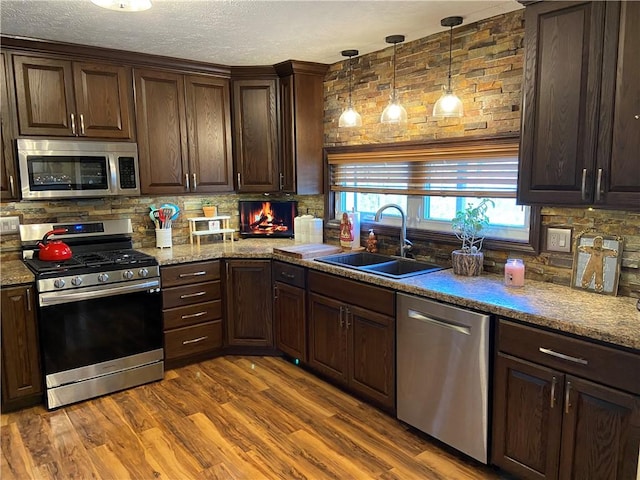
[
  {"xmin": 71, "ymin": 276, "xmax": 83, "ymax": 286},
  {"xmin": 123, "ymin": 270, "xmax": 134, "ymax": 280},
  {"xmin": 98, "ymin": 273, "xmax": 109, "ymax": 283},
  {"xmin": 138, "ymin": 268, "xmax": 149, "ymax": 278},
  {"xmin": 54, "ymin": 279, "xmax": 65, "ymax": 289}
]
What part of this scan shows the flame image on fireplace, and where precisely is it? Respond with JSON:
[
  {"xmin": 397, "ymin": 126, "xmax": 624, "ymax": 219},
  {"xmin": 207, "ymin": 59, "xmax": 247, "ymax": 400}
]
[{"xmin": 239, "ymin": 200, "xmax": 296, "ymax": 238}]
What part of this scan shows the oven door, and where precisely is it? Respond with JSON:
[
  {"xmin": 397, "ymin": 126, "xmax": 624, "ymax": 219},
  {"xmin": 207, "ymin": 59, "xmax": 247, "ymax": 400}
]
[{"xmin": 38, "ymin": 279, "xmax": 162, "ymax": 387}]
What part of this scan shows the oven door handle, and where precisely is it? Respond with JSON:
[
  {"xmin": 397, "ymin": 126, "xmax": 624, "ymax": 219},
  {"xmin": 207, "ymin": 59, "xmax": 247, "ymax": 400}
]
[{"xmin": 39, "ymin": 279, "xmax": 160, "ymax": 307}]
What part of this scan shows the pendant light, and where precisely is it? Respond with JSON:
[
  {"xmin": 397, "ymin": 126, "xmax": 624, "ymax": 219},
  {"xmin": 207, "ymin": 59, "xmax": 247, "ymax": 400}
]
[
  {"xmin": 338, "ymin": 50, "xmax": 362, "ymax": 128},
  {"xmin": 380, "ymin": 35, "xmax": 408, "ymax": 124},
  {"xmin": 432, "ymin": 16, "xmax": 464, "ymax": 118},
  {"xmin": 91, "ymin": 0, "xmax": 152, "ymax": 12}
]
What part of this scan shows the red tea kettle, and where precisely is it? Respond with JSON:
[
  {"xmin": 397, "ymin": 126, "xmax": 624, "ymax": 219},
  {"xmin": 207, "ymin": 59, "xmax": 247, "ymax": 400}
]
[{"xmin": 37, "ymin": 229, "xmax": 72, "ymax": 261}]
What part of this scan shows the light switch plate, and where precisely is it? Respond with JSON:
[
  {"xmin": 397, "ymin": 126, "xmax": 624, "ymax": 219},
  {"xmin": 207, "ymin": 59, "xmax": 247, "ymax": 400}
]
[
  {"xmin": 547, "ymin": 227, "xmax": 572, "ymax": 253},
  {"xmin": 0, "ymin": 216, "xmax": 20, "ymax": 235}
]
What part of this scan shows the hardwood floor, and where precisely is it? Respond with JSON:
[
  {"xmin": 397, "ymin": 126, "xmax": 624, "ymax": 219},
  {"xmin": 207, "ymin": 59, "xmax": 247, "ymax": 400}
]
[{"xmin": 1, "ymin": 356, "xmax": 502, "ymax": 479}]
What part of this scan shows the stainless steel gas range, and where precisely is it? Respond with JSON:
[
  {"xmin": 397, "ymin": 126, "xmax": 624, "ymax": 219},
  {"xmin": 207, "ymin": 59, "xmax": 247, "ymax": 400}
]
[{"xmin": 20, "ymin": 219, "xmax": 163, "ymax": 409}]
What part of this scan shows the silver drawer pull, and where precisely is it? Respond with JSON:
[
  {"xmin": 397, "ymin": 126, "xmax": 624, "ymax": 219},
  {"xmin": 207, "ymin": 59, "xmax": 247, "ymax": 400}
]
[
  {"xmin": 181, "ymin": 311, "xmax": 206, "ymax": 320},
  {"xmin": 280, "ymin": 272, "xmax": 295, "ymax": 279},
  {"xmin": 182, "ymin": 336, "xmax": 207, "ymax": 345},
  {"xmin": 539, "ymin": 347, "xmax": 588, "ymax": 365},
  {"xmin": 180, "ymin": 291, "xmax": 206, "ymax": 299},
  {"xmin": 179, "ymin": 271, "xmax": 207, "ymax": 278}
]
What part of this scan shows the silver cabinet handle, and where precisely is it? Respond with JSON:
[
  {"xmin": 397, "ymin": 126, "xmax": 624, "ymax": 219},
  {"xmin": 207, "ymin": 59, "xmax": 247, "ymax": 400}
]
[
  {"xmin": 595, "ymin": 168, "xmax": 603, "ymax": 202},
  {"xmin": 273, "ymin": 284, "xmax": 278, "ymax": 300},
  {"xmin": 178, "ymin": 271, "xmax": 207, "ymax": 278},
  {"xmin": 279, "ymin": 271, "xmax": 295, "ymax": 280},
  {"xmin": 345, "ymin": 307, "xmax": 351, "ymax": 329},
  {"xmin": 192, "ymin": 173, "xmax": 197, "ymax": 191},
  {"xmin": 9, "ymin": 175, "xmax": 15, "ymax": 197},
  {"xmin": 179, "ymin": 291, "xmax": 206, "ymax": 299},
  {"xmin": 180, "ymin": 311, "xmax": 206, "ymax": 320},
  {"xmin": 550, "ymin": 376, "xmax": 557, "ymax": 408},
  {"xmin": 70, "ymin": 113, "xmax": 76, "ymax": 135},
  {"xmin": 279, "ymin": 172, "xmax": 284, "ymax": 190},
  {"xmin": 565, "ymin": 381, "xmax": 572, "ymax": 414},
  {"xmin": 581, "ymin": 168, "xmax": 587, "ymax": 201},
  {"xmin": 237, "ymin": 172, "xmax": 241, "ymax": 189},
  {"xmin": 539, "ymin": 347, "xmax": 588, "ymax": 365},
  {"xmin": 183, "ymin": 336, "xmax": 207, "ymax": 345},
  {"xmin": 185, "ymin": 173, "xmax": 190, "ymax": 191},
  {"xmin": 635, "ymin": 114, "xmax": 639, "ymax": 120},
  {"xmin": 79, "ymin": 113, "xmax": 85, "ymax": 135},
  {"xmin": 26, "ymin": 288, "xmax": 32, "ymax": 311},
  {"xmin": 339, "ymin": 306, "xmax": 344, "ymax": 328}
]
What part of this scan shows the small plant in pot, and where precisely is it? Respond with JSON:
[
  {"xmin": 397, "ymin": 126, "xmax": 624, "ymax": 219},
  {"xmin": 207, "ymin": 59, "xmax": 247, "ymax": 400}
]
[
  {"xmin": 451, "ymin": 198, "xmax": 494, "ymax": 276},
  {"xmin": 202, "ymin": 200, "xmax": 217, "ymax": 217}
]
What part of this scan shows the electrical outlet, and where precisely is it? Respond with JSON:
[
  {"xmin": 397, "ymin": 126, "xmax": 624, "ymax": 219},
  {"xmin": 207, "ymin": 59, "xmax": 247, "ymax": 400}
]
[
  {"xmin": 0, "ymin": 216, "xmax": 20, "ymax": 235},
  {"xmin": 547, "ymin": 227, "xmax": 572, "ymax": 253}
]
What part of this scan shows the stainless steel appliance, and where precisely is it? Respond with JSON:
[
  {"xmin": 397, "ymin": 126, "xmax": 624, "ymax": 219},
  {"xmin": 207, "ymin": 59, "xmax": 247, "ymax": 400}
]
[
  {"xmin": 396, "ymin": 293, "xmax": 490, "ymax": 463},
  {"xmin": 17, "ymin": 138, "xmax": 140, "ymax": 200},
  {"xmin": 20, "ymin": 219, "xmax": 163, "ymax": 409}
]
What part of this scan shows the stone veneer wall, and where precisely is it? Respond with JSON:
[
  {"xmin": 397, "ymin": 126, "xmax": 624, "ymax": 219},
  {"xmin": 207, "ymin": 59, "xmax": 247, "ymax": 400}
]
[
  {"xmin": 323, "ymin": 9, "xmax": 639, "ymax": 298},
  {"xmin": 0, "ymin": 194, "xmax": 324, "ymax": 261}
]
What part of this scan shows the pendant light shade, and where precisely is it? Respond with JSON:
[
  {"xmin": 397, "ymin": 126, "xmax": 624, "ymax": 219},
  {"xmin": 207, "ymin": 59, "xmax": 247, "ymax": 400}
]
[
  {"xmin": 433, "ymin": 16, "xmax": 464, "ymax": 118},
  {"xmin": 91, "ymin": 0, "xmax": 152, "ymax": 11},
  {"xmin": 338, "ymin": 49, "xmax": 362, "ymax": 128},
  {"xmin": 381, "ymin": 35, "xmax": 408, "ymax": 124}
]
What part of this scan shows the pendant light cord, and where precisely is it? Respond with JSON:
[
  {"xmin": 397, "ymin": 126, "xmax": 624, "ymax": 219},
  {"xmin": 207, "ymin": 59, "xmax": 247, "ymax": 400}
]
[
  {"xmin": 392, "ymin": 42, "xmax": 397, "ymax": 100},
  {"xmin": 348, "ymin": 56, "xmax": 353, "ymax": 107},
  {"xmin": 447, "ymin": 26, "xmax": 453, "ymax": 93}
]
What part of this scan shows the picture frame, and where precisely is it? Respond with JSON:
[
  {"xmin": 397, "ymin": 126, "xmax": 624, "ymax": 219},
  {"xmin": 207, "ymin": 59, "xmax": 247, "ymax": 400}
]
[{"xmin": 571, "ymin": 233, "xmax": 623, "ymax": 296}]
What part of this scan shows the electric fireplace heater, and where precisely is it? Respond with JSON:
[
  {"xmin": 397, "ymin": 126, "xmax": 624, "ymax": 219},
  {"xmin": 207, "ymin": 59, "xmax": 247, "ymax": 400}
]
[{"xmin": 239, "ymin": 200, "xmax": 297, "ymax": 238}]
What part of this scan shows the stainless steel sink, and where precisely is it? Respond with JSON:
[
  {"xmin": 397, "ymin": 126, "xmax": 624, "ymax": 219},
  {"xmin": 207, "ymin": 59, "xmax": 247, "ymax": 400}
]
[{"xmin": 316, "ymin": 252, "xmax": 444, "ymax": 279}]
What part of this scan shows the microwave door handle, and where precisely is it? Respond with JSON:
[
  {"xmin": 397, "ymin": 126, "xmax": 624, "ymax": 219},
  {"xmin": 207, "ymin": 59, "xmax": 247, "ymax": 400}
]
[{"xmin": 108, "ymin": 156, "xmax": 118, "ymax": 194}]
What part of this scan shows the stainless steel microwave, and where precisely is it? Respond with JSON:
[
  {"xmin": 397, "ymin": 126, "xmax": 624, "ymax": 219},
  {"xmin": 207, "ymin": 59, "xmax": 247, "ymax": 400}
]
[{"xmin": 17, "ymin": 138, "xmax": 141, "ymax": 200}]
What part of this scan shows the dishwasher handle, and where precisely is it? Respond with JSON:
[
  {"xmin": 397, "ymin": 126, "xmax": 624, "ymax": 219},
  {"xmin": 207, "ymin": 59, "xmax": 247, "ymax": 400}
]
[{"xmin": 407, "ymin": 309, "xmax": 471, "ymax": 335}]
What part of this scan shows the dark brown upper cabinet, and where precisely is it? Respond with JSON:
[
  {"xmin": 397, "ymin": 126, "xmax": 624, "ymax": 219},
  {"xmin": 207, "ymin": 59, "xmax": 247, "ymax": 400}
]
[
  {"xmin": 275, "ymin": 61, "xmax": 328, "ymax": 195},
  {"xmin": 232, "ymin": 77, "xmax": 280, "ymax": 192},
  {"xmin": 518, "ymin": 1, "xmax": 640, "ymax": 210},
  {"xmin": 1, "ymin": 52, "xmax": 19, "ymax": 200},
  {"xmin": 13, "ymin": 55, "xmax": 134, "ymax": 139},
  {"xmin": 134, "ymin": 68, "xmax": 233, "ymax": 195}
]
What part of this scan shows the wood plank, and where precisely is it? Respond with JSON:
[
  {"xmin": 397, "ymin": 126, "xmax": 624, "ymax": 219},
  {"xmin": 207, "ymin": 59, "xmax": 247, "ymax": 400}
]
[{"xmin": 273, "ymin": 243, "xmax": 342, "ymax": 259}]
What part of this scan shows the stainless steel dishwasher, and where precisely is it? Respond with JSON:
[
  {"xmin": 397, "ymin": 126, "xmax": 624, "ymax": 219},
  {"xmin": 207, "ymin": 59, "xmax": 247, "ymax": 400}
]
[{"xmin": 397, "ymin": 293, "xmax": 490, "ymax": 464}]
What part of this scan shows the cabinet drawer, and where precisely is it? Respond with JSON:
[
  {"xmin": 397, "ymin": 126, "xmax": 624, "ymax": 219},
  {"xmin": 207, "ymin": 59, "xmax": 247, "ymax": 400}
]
[
  {"xmin": 163, "ymin": 300, "xmax": 222, "ymax": 330},
  {"xmin": 161, "ymin": 261, "xmax": 220, "ymax": 287},
  {"xmin": 272, "ymin": 261, "xmax": 305, "ymax": 288},
  {"xmin": 308, "ymin": 270, "xmax": 394, "ymax": 317},
  {"xmin": 164, "ymin": 320, "xmax": 222, "ymax": 360},
  {"xmin": 498, "ymin": 319, "xmax": 640, "ymax": 394},
  {"xmin": 162, "ymin": 281, "xmax": 221, "ymax": 309}
]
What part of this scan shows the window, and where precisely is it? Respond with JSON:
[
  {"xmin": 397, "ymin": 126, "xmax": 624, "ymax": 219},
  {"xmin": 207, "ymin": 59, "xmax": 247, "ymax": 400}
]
[{"xmin": 327, "ymin": 136, "xmax": 536, "ymax": 249}]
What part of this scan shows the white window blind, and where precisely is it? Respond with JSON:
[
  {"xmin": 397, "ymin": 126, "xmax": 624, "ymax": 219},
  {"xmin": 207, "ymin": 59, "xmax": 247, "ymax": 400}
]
[{"xmin": 328, "ymin": 142, "xmax": 519, "ymax": 198}]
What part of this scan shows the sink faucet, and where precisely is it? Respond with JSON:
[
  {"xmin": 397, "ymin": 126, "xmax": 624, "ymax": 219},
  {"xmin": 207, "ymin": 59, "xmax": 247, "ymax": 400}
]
[{"xmin": 374, "ymin": 204, "xmax": 412, "ymax": 258}]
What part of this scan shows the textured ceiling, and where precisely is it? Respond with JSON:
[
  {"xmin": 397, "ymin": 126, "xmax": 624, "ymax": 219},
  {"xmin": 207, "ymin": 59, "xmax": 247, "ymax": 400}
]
[{"xmin": 0, "ymin": 0, "xmax": 523, "ymax": 66}]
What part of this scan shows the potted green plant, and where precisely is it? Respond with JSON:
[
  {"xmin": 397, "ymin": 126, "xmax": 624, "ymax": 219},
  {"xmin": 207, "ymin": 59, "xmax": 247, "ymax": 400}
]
[
  {"xmin": 451, "ymin": 198, "xmax": 494, "ymax": 276},
  {"xmin": 202, "ymin": 199, "xmax": 217, "ymax": 217}
]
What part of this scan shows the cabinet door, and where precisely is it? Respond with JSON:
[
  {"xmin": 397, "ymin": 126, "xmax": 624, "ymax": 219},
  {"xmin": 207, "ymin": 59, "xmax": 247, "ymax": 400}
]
[
  {"xmin": 559, "ymin": 376, "xmax": 640, "ymax": 480},
  {"xmin": 274, "ymin": 281, "xmax": 306, "ymax": 361},
  {"xmin": 518, "ymin": 2, "xmax": 605, "ymax": 206},
  {"xmin": 185, "ymin": 75, "xmax": 233, "ymax": 192},
  {"xmin": 1, "ymin": 286, "xmax": 42, "ymax": 408},
  {"xmin": 72, "ymin": 62, "xmax": 134, "ymax": 139},
  {"xmin": 224, "ymin": 260, "xmax": 273, "ymax": 347},
  {"xmin": 307, "ymin": 292, "xmax": 348, "ymax": 385},
  {"xmin": 134, "ymin": 68, "xmax": 189, "ymax": 194},
  {"xmin": 232, "ymin": 79, "xmax": 279, "ymax": 192},
  {"xmin": 597, "ymin": 1, "xmax": 640, "ymax": 210},
  {"xmin": 279, "ymin": 72, "xmax": 324, "ymax": 195},
  {"xmin": 13, "ymin": 55, "xmax": 76, "ymax": 136},
  {"xmin": 347, "ymin": 304, "xmax": 395, "ymax": 410},
  {"xmin": 1, "ymin": 52, "xmax": 18, "ymax": 200},
  {"xmin": 492, "ymin": 353, "xmax": 564, "ymax": 480}
]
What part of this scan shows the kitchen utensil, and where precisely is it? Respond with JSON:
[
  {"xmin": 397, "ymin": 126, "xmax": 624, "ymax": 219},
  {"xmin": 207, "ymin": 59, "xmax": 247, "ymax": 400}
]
[{"xmin": 37, "ymin": 229, "xmax": 72, "ymax": 261}]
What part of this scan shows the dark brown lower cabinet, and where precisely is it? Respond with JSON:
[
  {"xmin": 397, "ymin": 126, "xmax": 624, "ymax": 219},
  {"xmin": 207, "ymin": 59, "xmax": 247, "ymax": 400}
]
[
  {"xmin": 224, "ymin": 259, "xmax": 273, "ymax": 348},
  {"xmin": 307, "ymin": 271, "xmax": 395, "ymax": 412},
  {"xmin": 273, "ymin": 261, "xmax": 307, "ymax": 361},
  {"xmin": 1, "ymin": 285, "xmax": 42, "ymax": 411},
  {"xmin": 492, "ymin": 319, "xmax": 640, "ymax": 480}
]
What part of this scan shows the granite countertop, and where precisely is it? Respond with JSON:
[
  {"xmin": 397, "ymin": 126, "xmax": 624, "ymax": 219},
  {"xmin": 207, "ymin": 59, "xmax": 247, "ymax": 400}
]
[{"xmin": 3, "ymin": 238, "xmax": 639, "ymax": 351}]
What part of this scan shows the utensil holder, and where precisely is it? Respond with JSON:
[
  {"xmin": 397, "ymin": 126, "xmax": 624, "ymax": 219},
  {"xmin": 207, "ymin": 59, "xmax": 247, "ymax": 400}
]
[{"xmin": 156, "ymin": 228, "xmax": 172, "ymax": 248}]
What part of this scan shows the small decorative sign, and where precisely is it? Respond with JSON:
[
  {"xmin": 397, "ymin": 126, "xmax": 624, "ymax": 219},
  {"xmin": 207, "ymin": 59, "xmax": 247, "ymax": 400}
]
[{"xmin": 571, "ymin": 233, "xmax": 623, "ymax": 296}]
